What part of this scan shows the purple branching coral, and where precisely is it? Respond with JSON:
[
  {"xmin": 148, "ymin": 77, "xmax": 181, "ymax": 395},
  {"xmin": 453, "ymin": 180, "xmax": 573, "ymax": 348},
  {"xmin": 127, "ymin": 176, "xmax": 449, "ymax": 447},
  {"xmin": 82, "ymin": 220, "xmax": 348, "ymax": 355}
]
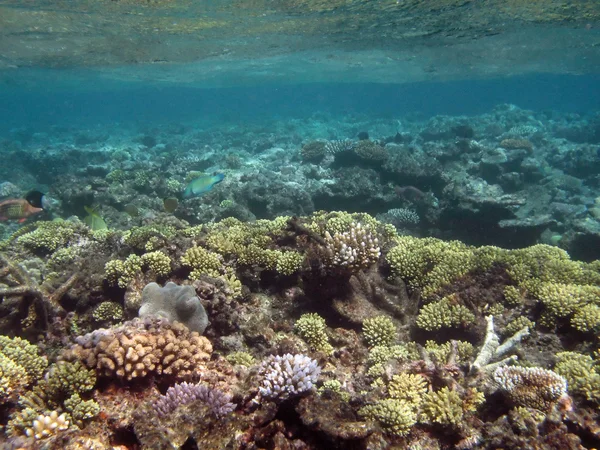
[
  {"xmin": 153, "ymin": 382, "xmax": 235, "ymax": 417},
  {"xmin": 258, "ymin": 353, "xmax": 321, "ymax": 400}
]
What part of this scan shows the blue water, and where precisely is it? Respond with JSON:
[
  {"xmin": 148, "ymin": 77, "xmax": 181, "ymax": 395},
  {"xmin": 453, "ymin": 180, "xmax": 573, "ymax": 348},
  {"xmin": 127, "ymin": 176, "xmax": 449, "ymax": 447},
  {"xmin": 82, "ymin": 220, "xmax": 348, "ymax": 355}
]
[{"xmin": 1, "ymin": 73, "xmax": 598, "ymax": 135}]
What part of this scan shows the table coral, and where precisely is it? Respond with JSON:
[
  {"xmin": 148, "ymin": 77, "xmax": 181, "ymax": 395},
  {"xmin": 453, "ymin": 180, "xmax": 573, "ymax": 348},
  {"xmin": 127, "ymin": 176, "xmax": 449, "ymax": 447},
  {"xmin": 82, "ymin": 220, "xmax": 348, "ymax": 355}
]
[{"xmin": 61, "ymin": 317, "xmax": 212, "ymax": 380}]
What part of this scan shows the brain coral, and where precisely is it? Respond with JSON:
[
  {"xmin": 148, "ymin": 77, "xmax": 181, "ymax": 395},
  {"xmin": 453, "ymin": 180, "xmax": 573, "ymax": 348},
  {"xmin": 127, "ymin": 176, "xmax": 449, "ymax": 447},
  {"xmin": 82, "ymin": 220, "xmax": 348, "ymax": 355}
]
[{"xmin": 61, "ymin": 317, "xmax": 212, "ymax": 380}]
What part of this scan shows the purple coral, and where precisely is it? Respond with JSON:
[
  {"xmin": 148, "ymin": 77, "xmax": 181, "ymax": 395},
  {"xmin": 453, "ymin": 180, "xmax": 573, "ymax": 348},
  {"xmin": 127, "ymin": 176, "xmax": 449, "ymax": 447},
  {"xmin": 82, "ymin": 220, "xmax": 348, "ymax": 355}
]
[
  {"xmin": 258, "ymin": 353, "xmax": 321, "ymax": 400},
  {"xmin": 153, "ymin": 382, "xmax": 235, "ymax": 417}
]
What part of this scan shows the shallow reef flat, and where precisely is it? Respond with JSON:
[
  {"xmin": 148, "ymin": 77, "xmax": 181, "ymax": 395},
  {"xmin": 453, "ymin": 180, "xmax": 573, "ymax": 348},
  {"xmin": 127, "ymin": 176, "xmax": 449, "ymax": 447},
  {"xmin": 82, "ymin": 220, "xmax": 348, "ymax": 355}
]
[{"xmin": 0, "ymin": 210, "xmax": 599, "ymax": 449}]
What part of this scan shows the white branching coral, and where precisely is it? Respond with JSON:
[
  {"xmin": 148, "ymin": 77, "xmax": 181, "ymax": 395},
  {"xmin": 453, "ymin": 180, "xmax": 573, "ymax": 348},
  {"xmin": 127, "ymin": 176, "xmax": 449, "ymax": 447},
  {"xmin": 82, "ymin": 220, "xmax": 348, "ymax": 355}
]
[
  {"xmin": 493, "ymin": 366, "xmax": 569, "ymax": 411},
  {"xmin": 324, "ymin": 222, "xmax": 380, "ymax": 272},
  {"xmin": 258, "ymin": 353, "xmax": 321, "ymax": 400},
  {"xmin": 470, "ymin": 315, "xmax": 530, "ymax": 374}
]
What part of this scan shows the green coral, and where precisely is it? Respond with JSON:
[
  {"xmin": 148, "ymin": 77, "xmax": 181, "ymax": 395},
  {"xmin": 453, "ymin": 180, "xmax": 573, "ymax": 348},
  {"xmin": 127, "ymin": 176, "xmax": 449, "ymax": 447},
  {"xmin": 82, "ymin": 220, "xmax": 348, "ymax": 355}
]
[
  {"xmin": 387, "ymin": 373, "xmax": 428, "ymax": 408},
  {"xmin": 123, "ymin": 225, "xmax": 176, "ymax": 251},
  {"xmin": 415, "ymin": 295, "xmax": 475, "ymax": 331},
  {"xmin": 181, "ymin": 245, "xmax": 222, "ymax": 279},
  {"xmin": 571, "ymin": 304, "xmax": 600, "ymax": 332},
  {"xmin": 387, "ymin": 236, "xmax": 475, "ymax": 298},
  {"xmin": 420, "ymin": 387, "xmax": 465, "ymax": 425},
  {"xmin": 359, "ymin": 399, "xmax": 417, "ymax": 437},
  {"xmin": 503, "ymin": 316, "xmax": 535, "ymax": 337},
  {"xmin": 0, "ymin": 353, "xmax": 30, "ymax": 401},
  {"xmin": 141, "ymin": 251, "xmax": 172, "ymax": 276},
  {"xmin": 0, "ymin": 336, "xmax": 47, "ymax": 381},
  {"xmin": 16, "ymin": 221, "xmax": 77, "ymax": 253},
  {"xmin": 275, "ymin": 251, "xmax": 304, "ymax": 275},
  {"xmin": 46, "ymin": 361, "xmax": 96, "ymax": 396},
  {"xmin": 554, "ymin": 352, "xmax": 600, "ymax": 403},
  {"xmin": 92, "ymin": 302, "xmax": 123, "ymax": 322},
  {"xmin": 363, "ymin": 316, "xmax": 397, "ymax": 348},
  {"xmin": 105, "ymin": 254, "xmax": 143, "ymax": 288},
  {"xmin": 226, "ymin": 351, "xmax": 255, "ymax": 367},
  {"xmin": 367, "ymin": 345, "xmax": 410, "ymax": 367},
  {"xmin": 64, "ymin": 393, "xmax": 100, "ymax": 425},
  {"xmin": 422, "ymin": 340, "xmax": 474, "ymax": 364},
  {"xmin": 295, "ymin": 313, "xmax": 333, "ymax": 353},
  {"xmin": 503, "ymin": 285, "xmax": 525, "ymax": 306}
]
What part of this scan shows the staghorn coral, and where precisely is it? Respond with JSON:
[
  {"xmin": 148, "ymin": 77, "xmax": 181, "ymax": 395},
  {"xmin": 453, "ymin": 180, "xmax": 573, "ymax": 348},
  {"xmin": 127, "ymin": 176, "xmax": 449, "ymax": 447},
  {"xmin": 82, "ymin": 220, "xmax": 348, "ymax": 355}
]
[
  {"xmin": 258, "ymin": 353, "xmax": 321, "ymax": 400},
  {"xmin": 323, "ymin": 222, "xmax": 380, "ymax": 272},
  {"xmin": 61, "ymin": 317, "xmax": 212, "ymax": 380},
  {"xmin": 295, "ymin": 313, "xmax": 333, "ymax": 353},
  {"xmin": 138, "ymin": 282, "xmax": 209, "ymax": 334},
  {"xmin": 470, "ymin": 316, "xmax": 530, "ymax": 375},
  {"xmin": 152, "ymin": 381, "xmax": 235, "ymax": 417},
  {"xmin": 493, "ymin": 365, "xmax": 569, "ymax": 412}
]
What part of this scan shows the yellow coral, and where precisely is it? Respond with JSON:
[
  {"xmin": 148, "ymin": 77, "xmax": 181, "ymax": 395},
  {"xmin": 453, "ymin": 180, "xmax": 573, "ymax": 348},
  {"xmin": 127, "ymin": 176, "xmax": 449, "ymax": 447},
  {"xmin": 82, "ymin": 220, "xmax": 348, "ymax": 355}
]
[{"xmin": 420, "ymin": 387, "xmax": 465, "ymax": 425}]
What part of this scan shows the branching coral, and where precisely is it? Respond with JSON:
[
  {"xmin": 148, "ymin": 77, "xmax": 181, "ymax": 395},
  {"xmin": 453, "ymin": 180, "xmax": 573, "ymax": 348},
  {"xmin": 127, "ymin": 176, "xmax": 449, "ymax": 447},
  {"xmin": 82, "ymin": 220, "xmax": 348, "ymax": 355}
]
[
  {"xmin": 105, "ymin": 254, "xmax": 143, "ymax": 288},
  {"xmin": 554, "ymin": 352, "xmax": 600, "ymax": 404},
  {"xmin": 295, "ymin": 313, "xmax": 333, "ymax": 353},
  {"xmin": 258, "ymin": 353, "xmax": 321, "ymax": 400},
  {"xmin": 152, "ymin": 381, "xmax": 235, "ymax": 417},
  {"xmin": 415, "ymin": 294, "xmax": 475, "ymax": 331},
  {"xmin": 359, "ymin": 399, "xmax": 417, "ymax": 437},
  {"xmin": 181, "ymin": 245, "xmax": 223, "ymax": 279},
  {"xmin": 362, "ymin": 315, "xmax": 397, "ymax": 348},
  {"xmin": 61, "ymin": 317, "xmax": 212, "ymax": 380},
  {"xmin": 0, "ymin": 253, "xmax": 76, "ymax": 317},
  {"xmin": 470, "ymin": 316, "xmax": 530, "ymax": 375},
  {"xmin": 323, "ymin": 222, "xmax": 380, "ymax": 272}
]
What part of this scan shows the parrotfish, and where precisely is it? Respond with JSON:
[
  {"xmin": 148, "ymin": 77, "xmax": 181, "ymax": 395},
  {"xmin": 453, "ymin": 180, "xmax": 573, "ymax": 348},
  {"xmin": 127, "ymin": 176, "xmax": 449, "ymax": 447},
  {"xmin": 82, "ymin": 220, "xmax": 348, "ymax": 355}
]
[
  {"xmin": 0, "ymin": 191, "xmax": 46, "ymax": 222},
  {"xmin": 83, "ymin": 206, "xmax": 108, "ymax": 231},
  {"xmin": 183, "ymin": 173, "xmax": 225, "ymax": 198}
]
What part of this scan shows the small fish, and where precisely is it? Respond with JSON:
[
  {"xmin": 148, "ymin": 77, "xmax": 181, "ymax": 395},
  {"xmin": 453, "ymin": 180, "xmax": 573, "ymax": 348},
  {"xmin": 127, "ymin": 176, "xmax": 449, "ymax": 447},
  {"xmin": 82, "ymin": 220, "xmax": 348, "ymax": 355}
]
[
  {"xmin": 183, "ymin": 173, "xmax": 225, "ymax": 198},
  {"xmin": 83, "ymin": 206, "xmax": 108, "ymax": 231},
  {"xmin": 0, "ymin": 191, "xmax": 46, "ymax": 222}
]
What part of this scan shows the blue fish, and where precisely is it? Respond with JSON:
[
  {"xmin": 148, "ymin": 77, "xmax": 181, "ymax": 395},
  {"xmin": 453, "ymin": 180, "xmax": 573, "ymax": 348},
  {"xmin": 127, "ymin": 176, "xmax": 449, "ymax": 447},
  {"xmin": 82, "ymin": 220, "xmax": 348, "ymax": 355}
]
[{"xmin": 183, "ymin": 173, "xmax": 225, "ymax": 198}]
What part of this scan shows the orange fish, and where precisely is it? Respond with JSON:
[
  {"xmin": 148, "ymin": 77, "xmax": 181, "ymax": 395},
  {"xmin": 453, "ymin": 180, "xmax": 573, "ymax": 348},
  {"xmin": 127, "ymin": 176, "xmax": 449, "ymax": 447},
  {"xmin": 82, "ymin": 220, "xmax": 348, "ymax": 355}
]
[{"xmin": 0, "ymin": 191, "xmax": 45, "ymax": 222}]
